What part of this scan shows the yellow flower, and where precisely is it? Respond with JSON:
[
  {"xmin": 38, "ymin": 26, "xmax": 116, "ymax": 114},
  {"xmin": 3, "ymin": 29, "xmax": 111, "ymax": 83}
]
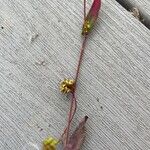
[
  {"xmin": 43, "ymin": 137, "xmax": 59, "ymax": 150},
  {"xmin": 82, "ymin": 20, "xmax": 92, "ymax": 35},
  {"xmin": 60, "ymin": 79, "xmax": 75, "ymax": 93}
]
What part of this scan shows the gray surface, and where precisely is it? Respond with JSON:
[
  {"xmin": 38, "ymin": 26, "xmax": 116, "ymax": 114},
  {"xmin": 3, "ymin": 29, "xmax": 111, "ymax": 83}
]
[
  {"xmin": 0, "ymin": 0, "xmax": 150, "ymax": 149},
  {"xmin": 115, "ymin": 0, "xmax": 150, "ymax": 28},
  {"xmin": 116, "ymin": 0, "xmax": 150, "ymax": 15}
]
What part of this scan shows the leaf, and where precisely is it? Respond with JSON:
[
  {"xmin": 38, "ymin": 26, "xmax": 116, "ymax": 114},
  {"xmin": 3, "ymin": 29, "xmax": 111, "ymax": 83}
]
[
  {"xmin": 82, "ymin": 0, "xmax": 101, "ymax": 35},
  {"xmin": 64, "ymin": 116, "xmax": 88, "ymax": 150}
]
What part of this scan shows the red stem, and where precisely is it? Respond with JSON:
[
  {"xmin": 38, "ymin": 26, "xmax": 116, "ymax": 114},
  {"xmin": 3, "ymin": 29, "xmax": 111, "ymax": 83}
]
[
  {"xmin": 60, "ymin": 95, "xmax": 77, "ymax": 139},
  {"xmin": 74, "ymin": 36, "xmax": 87, "ymax": 89},
  {"xmin": 65, "ymin": 36, "xmax": 87, "ymax": 145},
  {"xmin": 84, "ymin": 0, "xmax": 86, "ymax": 20},
  {"xmin": 65, "ymin": 93, "xmax": 76, "ymax": 144},
  {"xmin": 61, "ymin": 0, "xmax": 87, "ymax": 146}
]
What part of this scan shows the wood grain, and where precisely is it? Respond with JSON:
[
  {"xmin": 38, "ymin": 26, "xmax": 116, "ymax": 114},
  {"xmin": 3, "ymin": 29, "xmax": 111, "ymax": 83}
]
[
  {"xmin": 0, "ymin": 0, "xmax": 150, "ymax": 149},
  {"xmin": 115, "ymin": 0, "xmax": 150, "ymax": 28}
]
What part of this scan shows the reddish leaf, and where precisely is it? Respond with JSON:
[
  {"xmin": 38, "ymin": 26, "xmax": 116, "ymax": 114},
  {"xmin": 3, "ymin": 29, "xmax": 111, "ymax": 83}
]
[
  {"xmin": 64, "ymin": 116, "xmax": 88, "ymax": 150},
  {"xmin": 82, "ymin": 0, "xmax": 101, "ymax": 35}
]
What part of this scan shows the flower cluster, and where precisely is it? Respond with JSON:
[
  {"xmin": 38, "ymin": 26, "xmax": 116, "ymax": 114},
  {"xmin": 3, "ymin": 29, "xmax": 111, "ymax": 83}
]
[
  {"xmin": 43, "ymin": 137, "xmax": 59, "ymax": 150},
  {"xmin": 60, "ymin": 79, "xmax": 75, "ymax": 94}
]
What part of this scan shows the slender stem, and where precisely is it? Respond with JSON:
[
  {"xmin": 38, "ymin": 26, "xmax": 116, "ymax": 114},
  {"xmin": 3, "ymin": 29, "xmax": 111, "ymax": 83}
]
[
  {"xmin": 84, "ymin": 0, "xmax": 86, "ymax": 20},
  {"xmin": 61, "ymin": 0, "xmax": 87, "ymax": 146},
  {"xmin": 65, "ymin": 93, "xmax": 76, "ymax": 144},
  {"xmin": 59, "ymin": 94, "xmax": 76, "ymax": 142},
  {"xmin": 65, "ymin": 36, "xmax": 87, "ymax": 145},
  {"xmin": 74, "ymin": 36, "xmax": 87, "ymax": 90}
]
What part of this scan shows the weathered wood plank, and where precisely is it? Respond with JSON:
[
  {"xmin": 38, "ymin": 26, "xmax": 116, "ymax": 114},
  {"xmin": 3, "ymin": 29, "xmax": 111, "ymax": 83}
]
[
  {"xmin": 0, "ymin": 0, "xmax": 150, "ymax": 149},
  {"xmin": 115, "ymin": 0, "xmax": 150, "ymax": 28}
]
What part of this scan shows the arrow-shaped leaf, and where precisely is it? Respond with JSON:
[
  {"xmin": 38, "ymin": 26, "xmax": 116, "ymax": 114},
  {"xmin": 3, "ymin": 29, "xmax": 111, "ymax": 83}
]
[
  {"xmin": 82, "ymin": 0, "xmax": 101, "ymax": 35},
  {"xmin": 64, "ymin": 116, "xmax": 88, "ymax": 150}
]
